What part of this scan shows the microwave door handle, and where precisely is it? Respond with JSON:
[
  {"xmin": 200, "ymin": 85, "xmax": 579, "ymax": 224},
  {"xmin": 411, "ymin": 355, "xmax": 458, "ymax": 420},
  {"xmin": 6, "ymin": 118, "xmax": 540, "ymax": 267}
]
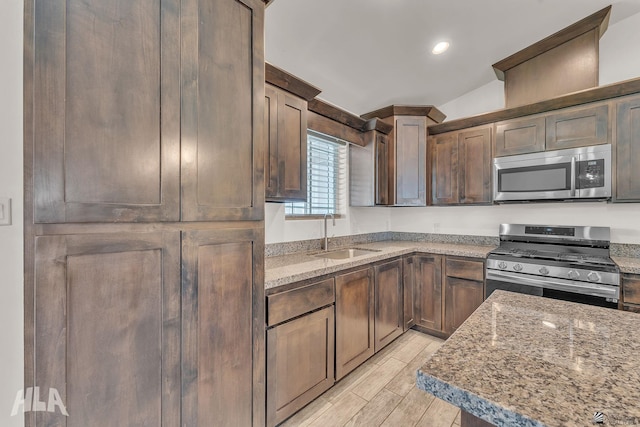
[{"xmin": 570, "ymin": 157, "xmax": 577, "ymax": 197}]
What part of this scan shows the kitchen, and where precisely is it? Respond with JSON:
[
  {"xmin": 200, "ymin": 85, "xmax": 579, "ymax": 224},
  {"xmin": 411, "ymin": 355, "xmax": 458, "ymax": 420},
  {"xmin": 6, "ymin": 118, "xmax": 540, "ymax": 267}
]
[{"xmin": 3, "ymin": 0, "xmax": 640, "ymax": 426}]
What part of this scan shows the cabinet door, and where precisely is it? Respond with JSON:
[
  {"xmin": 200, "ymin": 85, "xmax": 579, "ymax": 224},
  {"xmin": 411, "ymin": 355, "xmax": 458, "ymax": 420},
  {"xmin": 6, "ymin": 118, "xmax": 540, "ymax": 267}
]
[
  {"xmin": 335, "ymin": 267, "xmax": 374, "ymax": 380},
  {"xmin": 374, "ymin": 259, "xmax": 404, "ymax": 352},
  {"xmin": 430, "ymin": 132, "xmax": 459, "ymax": 205},
  {"xmin": 375, "ymin": 132, "xmax": 390, "ymax": 205},
  {"xmin": 32, "ymin": 0, "xmax": 180, "ymax": 223},
  {"xmin": 265, "ymin": 84, "xmax": 280, "ymax": 198},
  {"xmin": 494, "ymin": 116, "xmax": 545, "ymax": 157},
  {"xmin": 181, "ymin": 0, "xmax": 265, "ymax": 221},
  {"xmin": 414, "ymin": 254, "xmax": 443, "ymax": 331},
  {"xmin": 403, "ymin": 256, "xmax": 416, "ymax": 331},
  {"xmin": 622, "ymin": 274, "xmax": 640, "ymax": 306},
  {"xmin": 444, "ymin": 277, "xmax": 484, "ymax": 335},
  {"xmin": 34, "ymin": 232, "xmax": 181, "ymax": 426},
  {"xmin": 545, "ymin": 103, "xmax": 609, "ymax": 151},
  {"xmin": 182, "ymin": 226, "xmax": 265, "ymax": 427},
  {"xmin": 616, "ymin": 96, "xmax": 640, "ymax": 201},
  {"xmin": 394, "ymin": 116, "xmax": 427, "ymax": 206},
  {"xmin": 266, "ymin": 306, "xmax": 335, "ymax": 427},
  {"xmin": 276, "ymin": 92, "xmax": 308, "ymax": 201},
  {"xmin": 458, "ymin": 127, "xmax": 492, "ymax": 204}
]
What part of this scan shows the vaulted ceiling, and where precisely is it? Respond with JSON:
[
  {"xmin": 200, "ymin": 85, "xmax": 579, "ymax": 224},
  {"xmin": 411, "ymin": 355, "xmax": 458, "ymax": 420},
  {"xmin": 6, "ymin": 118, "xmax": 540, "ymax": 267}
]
[{"xmin": 265, "ymin": 0, "xmax": 640, "ymax": 116}]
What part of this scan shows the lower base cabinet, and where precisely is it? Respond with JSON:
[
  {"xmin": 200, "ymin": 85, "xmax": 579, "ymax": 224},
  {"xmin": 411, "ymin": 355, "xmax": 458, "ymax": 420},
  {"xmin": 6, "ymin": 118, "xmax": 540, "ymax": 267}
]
[
  {"xmin": 266, "ymin": 306, "xmax": 335, "ymax": 427},
  {"xmin": 374, "ymin": 258, "xmax": 404, "ymax": 351},
  {"xmin": 622, "ymin": 274, "xmax": 640, "ymax": 313},
  {"xmin": 335, "ymin": 267, "xmax": 375, "ymax": 380}
]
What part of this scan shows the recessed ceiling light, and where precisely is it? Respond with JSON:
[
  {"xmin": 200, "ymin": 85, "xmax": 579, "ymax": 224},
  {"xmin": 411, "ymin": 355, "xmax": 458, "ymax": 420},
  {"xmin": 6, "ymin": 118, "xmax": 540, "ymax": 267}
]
[{"xmin": 432, "ymin": 41, "xmax": 450, "ymax": 55}]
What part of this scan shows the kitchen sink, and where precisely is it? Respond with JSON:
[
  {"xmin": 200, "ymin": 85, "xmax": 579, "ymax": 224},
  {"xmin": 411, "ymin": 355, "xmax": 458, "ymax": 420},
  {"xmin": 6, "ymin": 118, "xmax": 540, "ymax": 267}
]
[{"xmin": 314, "ymin": 248, "xmax": 381, "ymax": 260}]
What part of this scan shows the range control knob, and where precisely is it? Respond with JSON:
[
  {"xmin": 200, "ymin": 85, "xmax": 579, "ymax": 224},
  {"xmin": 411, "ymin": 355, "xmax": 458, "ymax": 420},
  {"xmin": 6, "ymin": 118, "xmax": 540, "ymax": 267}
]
[
  {"xmin": 568, "ymin": 270, "xmax": 580, "ymax": 280},
  {"xmin": 498, "ymin": 262, "xmax": 508, "ymax": 270},
  {"xmin": 587, "ymin": 272, "xmax": 601, "ymax": 282},
  {"xmin": 513, "ymin": 264, "xmax": 523, "ymax": 272},
  {"xmin": 539, "ymin": 267, "xmax": 550, "ymax": 275}
]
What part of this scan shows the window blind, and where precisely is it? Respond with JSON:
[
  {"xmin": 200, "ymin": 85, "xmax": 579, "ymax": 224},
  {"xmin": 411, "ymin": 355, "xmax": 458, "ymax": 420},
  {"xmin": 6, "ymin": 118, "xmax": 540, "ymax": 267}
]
[{"xmin": 285, "ymin": 131, "xmax": 347, "ymax": 216}]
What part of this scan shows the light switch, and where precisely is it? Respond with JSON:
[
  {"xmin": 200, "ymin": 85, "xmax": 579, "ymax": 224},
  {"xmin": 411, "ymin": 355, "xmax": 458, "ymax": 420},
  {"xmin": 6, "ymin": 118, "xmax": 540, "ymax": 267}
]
[{"xmin": 0, "ymin": 198, "xmax": 11, "ymax": 225}]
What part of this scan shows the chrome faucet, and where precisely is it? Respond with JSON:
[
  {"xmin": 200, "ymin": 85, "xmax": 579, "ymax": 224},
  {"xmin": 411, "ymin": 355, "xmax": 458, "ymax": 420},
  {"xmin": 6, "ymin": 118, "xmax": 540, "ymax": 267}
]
[{"xmin": 322, "ymin": 213, "xmax": 335, "ymax": 251}]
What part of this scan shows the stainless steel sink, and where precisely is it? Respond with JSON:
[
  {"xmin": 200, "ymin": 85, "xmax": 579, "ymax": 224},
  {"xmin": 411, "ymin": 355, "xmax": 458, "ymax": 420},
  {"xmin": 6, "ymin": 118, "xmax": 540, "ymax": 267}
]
[{"xmin": 314, "ymin": 248, "xmax": 381, "ymax": 260}]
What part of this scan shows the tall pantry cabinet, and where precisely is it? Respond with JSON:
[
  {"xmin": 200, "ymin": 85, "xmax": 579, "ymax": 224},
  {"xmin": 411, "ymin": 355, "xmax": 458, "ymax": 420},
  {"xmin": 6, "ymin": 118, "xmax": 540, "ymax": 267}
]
[{"xmin": 24, "ymin": 0, "xmax": 266, "ymax": 426}]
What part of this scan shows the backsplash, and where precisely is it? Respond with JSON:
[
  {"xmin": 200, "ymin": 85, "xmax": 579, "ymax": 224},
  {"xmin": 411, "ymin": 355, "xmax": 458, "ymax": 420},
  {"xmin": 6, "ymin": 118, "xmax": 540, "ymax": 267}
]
[{"xmin": 265, "ymin": 232, "xmax": 499, "ymax": 257}]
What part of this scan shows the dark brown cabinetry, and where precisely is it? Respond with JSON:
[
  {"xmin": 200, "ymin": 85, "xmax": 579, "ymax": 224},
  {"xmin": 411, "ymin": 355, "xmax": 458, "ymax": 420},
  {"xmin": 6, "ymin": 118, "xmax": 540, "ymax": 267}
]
[
  {"xmin": 264, "ymin": 84, "xmax": 308, "ymax": 201},
  {"xmin": 26, "ymin": 0, "xmax": 266, "ymax": 426},
  {"xmin": 33, "ymin": 232, "xmax": 181, "ymax": 426},
  {"xmin": 545, "ymin": 103, "xmax": 609, "ymax": 151},
  {"xmin": 412, "ymin": 254, "xmax": 444, "ymax": 333},
  {"xmin": 616, "ymin": 95, "xmax": 640, "ymax": 201},
  {"xmin": 375, "ymin": 132, "xmax": 391, "ymax": 205},
  {"xmin": 443, "ymin": 257, "xmax": 485, "ymax": 335},
  {"xmin": 393, "ymin": 116, "xmax": 428, "ymax": 205},
  {"xmin": 622, "ymin": 274, "xmax": 640, "ymax": 313},
  {"xmin": 374, "ymin": 258, "xmax": 404, "ymax": 352},
  {"xmin": 402, "ymin": 256, "xmax": 416, "ymax": 330},
  {"xmin": 335, "ymin": 267, "xmax": 375, "ymax": 380},
  {"xmin": 349, "ymin": 129, "xmax": 390, "ymax": 206},
  {"xmin": 266, "ymin": 278, "xmax": 335, "ymax": 427},
  {"xmin": 494, "ymin": 116, "xmax": 546, "ymax": 157},
  {"xmin": 430, "ymin": 126, "xmax": 492, "ymax": 205}
]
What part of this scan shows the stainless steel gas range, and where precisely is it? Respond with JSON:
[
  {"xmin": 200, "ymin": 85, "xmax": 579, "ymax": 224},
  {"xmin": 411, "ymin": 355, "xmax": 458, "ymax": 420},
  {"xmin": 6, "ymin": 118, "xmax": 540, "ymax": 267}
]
[{"xmin": 486, "ymin": 224, "xmax": 620, "ymax": 308}]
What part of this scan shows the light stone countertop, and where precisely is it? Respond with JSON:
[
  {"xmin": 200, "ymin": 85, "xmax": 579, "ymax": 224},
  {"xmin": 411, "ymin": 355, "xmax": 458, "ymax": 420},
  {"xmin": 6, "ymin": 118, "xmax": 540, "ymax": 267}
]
[
  {"xmin": 612, "ymin": 256, "xmax": 640, "ymax": 274},
  {"xmin": 417, "ymin": 290, "xmax": 640, "ymax": 427},
  {"xmin": 265, "ymin": 241, "xmax": 495, "ymax": 290}
]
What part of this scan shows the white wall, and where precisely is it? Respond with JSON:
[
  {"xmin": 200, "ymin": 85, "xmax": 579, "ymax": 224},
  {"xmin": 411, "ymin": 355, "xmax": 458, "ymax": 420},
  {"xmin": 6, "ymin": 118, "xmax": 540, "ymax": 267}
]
[
  {"xmin": 267, "ymin": 12, "xmax": 640, "ymax": 245},
  {"xmin": 0, "ymin": 0, "xmax": 24, "ymax": 426}
]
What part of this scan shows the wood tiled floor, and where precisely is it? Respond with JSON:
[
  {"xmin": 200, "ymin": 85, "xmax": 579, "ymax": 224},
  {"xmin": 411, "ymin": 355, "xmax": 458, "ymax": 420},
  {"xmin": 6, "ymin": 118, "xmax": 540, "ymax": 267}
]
[{"xmin": 280, "ymin": 330, "xmax": 461, "ymax": 427}]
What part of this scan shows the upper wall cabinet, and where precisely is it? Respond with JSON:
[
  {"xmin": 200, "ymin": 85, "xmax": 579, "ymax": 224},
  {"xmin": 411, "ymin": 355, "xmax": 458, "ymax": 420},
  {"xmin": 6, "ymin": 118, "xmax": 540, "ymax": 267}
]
[
  {"xmin": 32, "ymin": 0, "xmax": 181, "ymax": 223},
  {"xmin": 361, "ymin": 106, "xmax": 446, "ymax": 206},
  {"xmin": 616, "ymin": 94, "xmax": 640, "ymax": 202},
  {"xmin": 264, "ymin": 64, "xmax": 321, "ymax": 202},
  {"xmin": 430, "ymin": 126, "xmax": 492, "ymax": 205},
  {"xmin": 180, "ymin": 0, "xmax": 265, "ymax": 221},
  {"xmin": 31, "ymin": 0, "xmax": 264, "ymax": 223},
  {"xmin": 493, "ymin": 102, "xmax": 610, "ymax": 157}
]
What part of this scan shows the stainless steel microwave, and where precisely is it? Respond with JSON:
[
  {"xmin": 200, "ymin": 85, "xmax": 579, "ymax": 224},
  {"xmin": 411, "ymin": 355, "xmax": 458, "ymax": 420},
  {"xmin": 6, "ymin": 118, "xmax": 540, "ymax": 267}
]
[{"xmin": 493, "ymin": 144, "xmax": 611, "ymax": 202}]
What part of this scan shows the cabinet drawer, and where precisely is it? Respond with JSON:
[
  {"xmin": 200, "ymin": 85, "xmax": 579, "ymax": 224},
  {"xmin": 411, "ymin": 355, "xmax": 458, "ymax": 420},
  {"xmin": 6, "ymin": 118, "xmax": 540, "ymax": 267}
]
[
  {"xmin": 623, "ymin": 275, "xmax": 640, "ymax": 306},
  {"xmin": 445, "ymin": 258, "xmax": 484, "ymax": 281},
  {"xmin": 267, "ymin": 278, "xmax": 335, "ymax": 326}
]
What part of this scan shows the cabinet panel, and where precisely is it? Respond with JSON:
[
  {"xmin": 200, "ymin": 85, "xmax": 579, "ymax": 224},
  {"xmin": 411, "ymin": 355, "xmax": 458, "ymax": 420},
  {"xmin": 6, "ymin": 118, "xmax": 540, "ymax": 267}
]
[
  {"xmin": 545, "ymin": 103, "xmax": 609, "ymax": 151},
  {"xmin": 376, "ymin": 133, "xmax": 390, "ymax": 205},
  {"xmin": 182, "ymin": 227, "xmax": 265, "ymax": 427},
  {"xmin": 623, "ymin": 275, "xmax": 640, "ymax": 305},
  {"xmin": 458, "ymin": 127, "xmax": 492, "ymax": 204},
  {"xmin": 34, "ymin": 232, "xmax": 181, "ymax": 426},
  {"xmin": 335, "ymin": 268, "xmax": 374, "ymax": 380},
  {"xmin": 445, "ymin": 257, "xmax": 484, "ymax": 282},
  {"xmin": 181, "ymin": 0, "xmax": 264, "ymax": 221},
  {"xmin": 394, "ymin": 116, "xmax": 427, "ymax": 205},
  {"xmin": 494, "ymin": 116, "xmax": 545, "ymax": 157},
  {"xmin": 430, "ymin": 132, "xmax": 459, "ymax": 205},
  {"xmin": 33, "ymin": 0, "xmax": 180, "ymax": 223},
  {"xmin": 265, "ymin": 85, "xmax": 279, "ymax": 197},
  {"xmin": 374, "ymin": 259, "xmax": 404, "ymax": 352},
  {"xmin": 616, "ymin": 96, "xmax": 640, "ymax": 201},
  {"xmin": 403, "ymin": 256, "xmax": 416, "ymax": 331},
  {"xmin": 279, "ymin": 93, "xmax": 308, "ymax": 199},
  {"xmin": 444, "ymin": 277, "xmax": 484, "ymax": 335},
  {"xmin": 414, "ymin": 254, "xmax": 443, "ymax": 332}
]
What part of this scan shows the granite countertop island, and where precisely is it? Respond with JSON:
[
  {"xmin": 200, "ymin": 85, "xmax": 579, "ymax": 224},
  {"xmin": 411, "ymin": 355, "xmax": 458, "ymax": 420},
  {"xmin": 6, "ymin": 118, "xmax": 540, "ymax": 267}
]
[{"xmin": 417, "ymin": 290, "xmax": 640, "ymax": 427}]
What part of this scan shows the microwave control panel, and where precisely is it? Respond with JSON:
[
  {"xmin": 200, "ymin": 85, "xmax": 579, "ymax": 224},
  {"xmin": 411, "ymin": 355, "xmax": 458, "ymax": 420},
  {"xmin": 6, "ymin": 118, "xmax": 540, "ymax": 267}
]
[{"xmin": 577, "ymin": 159, "xmax": 605, "ymax": 189}]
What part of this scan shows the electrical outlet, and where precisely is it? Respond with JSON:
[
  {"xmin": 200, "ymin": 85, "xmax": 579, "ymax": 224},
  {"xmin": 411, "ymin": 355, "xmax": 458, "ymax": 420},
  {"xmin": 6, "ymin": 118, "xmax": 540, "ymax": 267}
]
[
  {"xmin": 433, "ymin": 223, "xmax": 440, "ymax": 233},
  {"xmin": 0, "ymin": 198, "xmax": 11, "ymax": 225}
]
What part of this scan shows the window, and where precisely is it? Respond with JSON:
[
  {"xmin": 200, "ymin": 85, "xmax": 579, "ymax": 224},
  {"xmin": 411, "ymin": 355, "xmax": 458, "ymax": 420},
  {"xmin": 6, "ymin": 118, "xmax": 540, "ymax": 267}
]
[{"xmin": 285, "ymin": 131, "xmax": 347, "ymax": 217}]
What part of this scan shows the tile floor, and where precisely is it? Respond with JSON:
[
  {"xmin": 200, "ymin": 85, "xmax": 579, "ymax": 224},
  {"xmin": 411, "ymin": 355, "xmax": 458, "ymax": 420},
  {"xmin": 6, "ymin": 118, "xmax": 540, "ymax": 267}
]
[{"xmin": 280, "ymin": 330, "xmax": 461, "ymax": 427}]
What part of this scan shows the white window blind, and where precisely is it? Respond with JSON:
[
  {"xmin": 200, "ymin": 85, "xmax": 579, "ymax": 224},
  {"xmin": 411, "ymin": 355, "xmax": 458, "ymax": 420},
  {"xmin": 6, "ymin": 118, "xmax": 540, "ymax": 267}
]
[{"xmin": 285, "ymin": 131, "xmax": 347, "ymax": 216}]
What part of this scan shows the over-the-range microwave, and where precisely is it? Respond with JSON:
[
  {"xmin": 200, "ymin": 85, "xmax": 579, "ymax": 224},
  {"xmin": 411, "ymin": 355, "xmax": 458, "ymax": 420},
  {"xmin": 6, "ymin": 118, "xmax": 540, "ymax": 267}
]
[{"xmin": 493, "ymin": 144, "xmax": 611, "ymax": 202}]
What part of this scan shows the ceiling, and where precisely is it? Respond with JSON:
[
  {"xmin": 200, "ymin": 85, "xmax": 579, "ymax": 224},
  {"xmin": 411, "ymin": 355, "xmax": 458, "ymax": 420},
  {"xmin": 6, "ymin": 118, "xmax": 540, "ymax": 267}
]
[{"xmin": 265, "ymin": 0, "xmax": 640, "ymax": 117}]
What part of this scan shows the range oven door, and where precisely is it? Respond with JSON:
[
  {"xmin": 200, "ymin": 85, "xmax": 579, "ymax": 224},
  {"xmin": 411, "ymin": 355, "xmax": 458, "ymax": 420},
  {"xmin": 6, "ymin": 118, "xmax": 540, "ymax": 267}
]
[{"xmin": 486, "ymin": 270, "xmax": 619, "ymax": 309}]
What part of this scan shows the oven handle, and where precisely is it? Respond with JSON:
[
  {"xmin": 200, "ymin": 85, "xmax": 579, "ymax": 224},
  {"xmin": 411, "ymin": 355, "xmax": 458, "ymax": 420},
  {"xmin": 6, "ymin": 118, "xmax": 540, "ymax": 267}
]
[{"xmin": 486, "ymin": 270, "xmax": 619, "ymax": 300}]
